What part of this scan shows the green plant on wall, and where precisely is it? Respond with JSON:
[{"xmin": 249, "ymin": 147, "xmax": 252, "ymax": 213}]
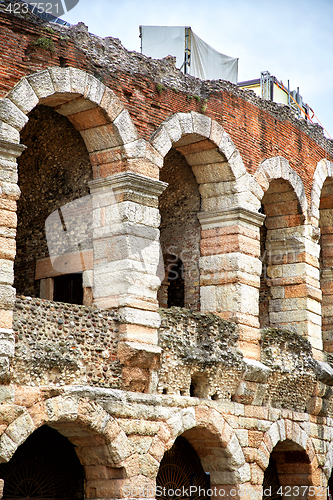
[
  {"xmin": 201, "ymin": 99, "xmax": 208, "ymax": 113},
  {"xmin": 156, "ymin": 83, "xmax": 164, "ymax": 94},
  {"xmin": 32, "ymin": 37, "xmax": 55, "ymax": 52}
]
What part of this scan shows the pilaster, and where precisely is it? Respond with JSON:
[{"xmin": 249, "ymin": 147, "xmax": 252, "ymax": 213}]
[{"xmin": 198, "ymin": 207, "xmax": 265, "ymax": 360}]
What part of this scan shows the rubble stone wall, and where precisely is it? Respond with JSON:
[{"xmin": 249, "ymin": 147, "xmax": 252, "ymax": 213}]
[{"xmin": 12, "ymin": 296, "xmax": 121, "ymax": 388}]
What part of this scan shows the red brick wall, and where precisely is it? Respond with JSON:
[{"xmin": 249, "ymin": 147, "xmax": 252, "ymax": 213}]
[{"xmin": 0, "ymin": 10, "xmax": 332, "ymax": 208}]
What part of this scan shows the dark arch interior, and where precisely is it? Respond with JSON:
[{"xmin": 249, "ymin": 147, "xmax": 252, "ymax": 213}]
[
  {"xmin": 158, "ymin": 149, "xmax": 201, "ymax": 311},
  {"xmin": 15, "ymin": 104, "xmax": 92, "ymax": 301},
  {"xmin": 156, "ymin": 436, "xmax": 209, "ymax": 500},
  {"xmin": 0, "ymin": 425, "xmax": 85, "ymax": 499},
  {"xmin": 166, "ymin": 255, "xmax": 185, "ymax": 308}
]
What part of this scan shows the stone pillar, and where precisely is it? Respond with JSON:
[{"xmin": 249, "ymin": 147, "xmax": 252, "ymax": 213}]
[
  {"xmin": 0, "ymin": 139, "xmax": 24, "ymax": 379},
  {"xmin": 88, "ymin": 172, "xmax": 167, "ymax": 392},
  {"xmin": 198, "ymin": 207, "xmax": 265, "ymax": 360},
  {"xmin": 265, "ymin": 225, "xmax": 322, "ymax": 358}
]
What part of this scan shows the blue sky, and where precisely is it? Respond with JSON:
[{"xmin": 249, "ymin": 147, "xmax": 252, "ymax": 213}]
[{"xmin": 63, "ymin": 0, "xmax": 333, "ymax": 139}]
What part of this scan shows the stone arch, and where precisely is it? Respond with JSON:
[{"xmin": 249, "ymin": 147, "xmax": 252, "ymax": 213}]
[
  {"xmin": 256, "ymin": 419, "xmax": 323, "ymax": 489},
  {"xmin": 150, "ymin": 112, "xmax": 261, "ymax": 208},
  {"xmin": 311, "ymin": 159, "xmax": 333, "ymax": 353},
  {"xmin": 311, "ymin": 159, "xmax": 333, "ymax": 223},
  {"xmin": 150, "ymin": 113, "xmax": 265, "ymax": 360},
  {"xmin": 254, "ymin": 156, "xmax": 308, "ymax": 216},
  {"xmin": 150, "ymin": 406, "xmax": 248, "ymax": 488},
  {"xmin": 2, "ymin": 67, "xmax": 139, "ymax": 161},
  {"xmin": 0, "ymin": 396, "xmax": 133, "ymax": 498},
  {"xmin": 255, "ymin": 158, "xmax": 322, "ymax": 348},
  {"xmin": 0, "ymin": 66, "xmax": 165, "ymax": 336}
]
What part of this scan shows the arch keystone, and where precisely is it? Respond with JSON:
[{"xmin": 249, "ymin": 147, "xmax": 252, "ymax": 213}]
[
  {"xmin": 49, "ymin": 66, "xmax": 72, "ymax": 94},
  {"xmin": 45, "ymin": 395, "xmax": 79, "ymax": 422},
  {"xmin": 191, "ymin": 111, "xmax": 211, "ymax": 138}
]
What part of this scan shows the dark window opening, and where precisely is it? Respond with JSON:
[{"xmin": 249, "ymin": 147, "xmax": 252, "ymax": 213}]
[
  {"xmin": 157, "ymin": 436, "xmax": 209, "ymax": 500},
  {"xmin": 167, "ymin": 256, "xmax": 184, "ymax": 308},
  {"xmin": 53, "ymin": 273, "xmax": 83, "ymax": 305},
  {"xmin": 0, "ymin": 425, "xmax": 84, "ymax": 499},
  {"xmin": 263, "ymin": 457, "xmax": 280, "ymax": 500}
]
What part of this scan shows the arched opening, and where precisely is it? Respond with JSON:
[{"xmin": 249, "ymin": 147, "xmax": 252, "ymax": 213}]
[
  {"xmin": 14, "ymin": 104, "xmax": 93, "ymax": 305},
  {"xmin": 156, "ymin": 436, "xmax": 209, "ymax": 500},
  {"xmin": 158, "ymin": 148, "xmax": 201, "ymax": 311},
  {"xmin": 0, "ymin": 425, "xmax": 84, "ymax": 499},
  {"xmin": 319, "ymin": 177, "xmax": 333, "ymax": 353},
  {"xmin": 264, "ymin": 440, "xmax": 311, "ymax": 499},
  {"xmin": 259, "ymin": 179, "xmax": 305, "ymax": 330},
  {"xmin": 165, "ymin": 255, "xmax": 185, "ymax": 308}
]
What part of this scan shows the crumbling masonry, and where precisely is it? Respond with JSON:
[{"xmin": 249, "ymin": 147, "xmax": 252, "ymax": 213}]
[{"xmin": 0, "ymin": 4, "xmax": 333, "ymax": 500}]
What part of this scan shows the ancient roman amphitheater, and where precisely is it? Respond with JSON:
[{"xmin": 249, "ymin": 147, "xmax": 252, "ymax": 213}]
[{"xmin": 0, "ymin": 4, "xmax": 333, "ymax": 500}]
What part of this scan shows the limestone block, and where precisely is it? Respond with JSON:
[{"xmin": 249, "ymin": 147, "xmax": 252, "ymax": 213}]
[
  {"xmin": 277, "ymin": 420, "xmax": 286, "ymax": 441},
  {"xmin": 118, "ymin": 341, "xmax": 161, "ymax": 368},
  {"xmin": 45, "ymin": 396, "xmax": 79, "ymax": 422},
  {"xmin": 201, "ymin": 193, "xmax": 237, "ymax": 211},
  {"xmin": 163, "ymin": 114, "xmax": 182, "ymax": 144},
  {"xmin": 166, "ymin": 407, "xmax": 196, "ymax": 439},
  {"xmin": 0, "ymin": 329, "xmax": 14, "ymax": 357},
  {"xmin": 0, "ymin": 432, "xmax": 17, "ymax": 462},
  {"xmin": 200, "ymin": 285, "xmax": 217, "ymax": 312},
  {"xmin": 70, "ymin": 67, "xmax": 88, "ymax": 95},
  {"xmin": 93, "ymin": 269, "xmax": 160, "ymax": 300},
  {"xmin": 177, "ymin": 112, "xmax": 193, "ymax": 136},
  {"xmin": 7, "ymin": 77, "xmax": 38, "ymax": 114},
  {"xmin": 235, "ymin": 428, "xmax": 249, "ymax": 447},
  {"xmin": 119, "ymin": 308, "xmax": 161, "ymax": 329},
  {"xmin": 100, "ymin": 87, "xmax": 124, "ymax": 122},
  {"xmin": 48, "ymin": 67, "xmax": 71, "ymax": 93},
  {"xmin": 215, "ymin": 283, "xmax": 259, "ymax": 316},
  {"xmin": 145, "ymin": 142, "xmax": 164, "ymax": 168},
  {"xmin": 104, "ymin": 202, "xmax": 160, "ymax": 228},
  {"xmin": 1, "ymin": 182, "xmax": 21, "ymax": 200},
  {"xmin": 200, "ymin": 253, "xmax": 262, "ymax": 277},
  {"xmin": 0, "ymin": 99, "xmax": 28, "ymax": 132},
  {"xmin": 243, "ymin": 358, "xmax": 271, "ymax": 383},
  {"xmin": 0, "ymin": 259, "xmax": 13, "ymax": 285},
  {"xmin": 0, "ymin": 122, "xmax": 20, "ymax": 144},
  {"xmin": 118, "ymin": 325, "xmax": 158, "ymax": 345},
  {"xmin": 235, "ymin": 462, "xmax": 251, "ymax": 483},
  {"xmin": 261, "ymin": 157, "xmax": 282, "ymax": 181},
  {"xmin": 108, "ymin": 429, "xmax": 132, "ymax": 463},
  {"xmin": 209, "ymin": 470, "xmax": 237, "ymax": 485},
  {"xmin": 224, "ymin": 434, "xmax": 245, "ymax": 466},
  {"xmin": 82, "ymin": 269, "xmax": 93, "ymax": 288},
  {"xmin": 185, "ymin": 148, "xmax": 225, "ymax": 167},
  {"xmin": 248, "ymin": 175, "xmax": 264, "ymax": 201},
  {"xmin": 150, "ymin": 126, "xmax": 172, "ymax": 157},
  {"xmin": 191, "ymin": 111, "xmax": 211, "ymax": 138},
  {"xmin": 26, "ymin": 70, "xmax": 55, "ymax": 99},
  {"xmin": 5, "ymin": 412, "xmax": 34, "ymax": 446},
  {"xmin": 229, "ymin": 151, "xmax": 248, "ymax": 180},
  {"xmin": 84, "ymin": 74, "xmax": 105, "ymax": 105},
  {"xmin": 219, "ymin": 131, "xmax": 236, "ymax": 161},
  {"xmin": 0, "ymin": 237, "xmax": 16, "ymax": 261},
  {"xmin": 139, "ymin": 454, "xmax": 159, "ymax": 478},
  {"xmin": 80, "ymin": 124, "xmax": 120, "ymax": 152},
  {"xmin": 210, "ymin": 120, "xmax": 224, "ymax": 146},
  {"xmin": 114, "ymin": 109, "xmax": 138, "ymax": 145},
  {"xmin": 0, "ymin": 285, "xmax": 15, "ymax": 310},
  {"xmin": 56, "ymin": 97, "xmax": 97, "ymax": 117}
]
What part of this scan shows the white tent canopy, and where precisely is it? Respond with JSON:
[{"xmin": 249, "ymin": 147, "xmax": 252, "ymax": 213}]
[{"xmin": 140, "ymin": 26, "xmax": 238, "ymax": 83}]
